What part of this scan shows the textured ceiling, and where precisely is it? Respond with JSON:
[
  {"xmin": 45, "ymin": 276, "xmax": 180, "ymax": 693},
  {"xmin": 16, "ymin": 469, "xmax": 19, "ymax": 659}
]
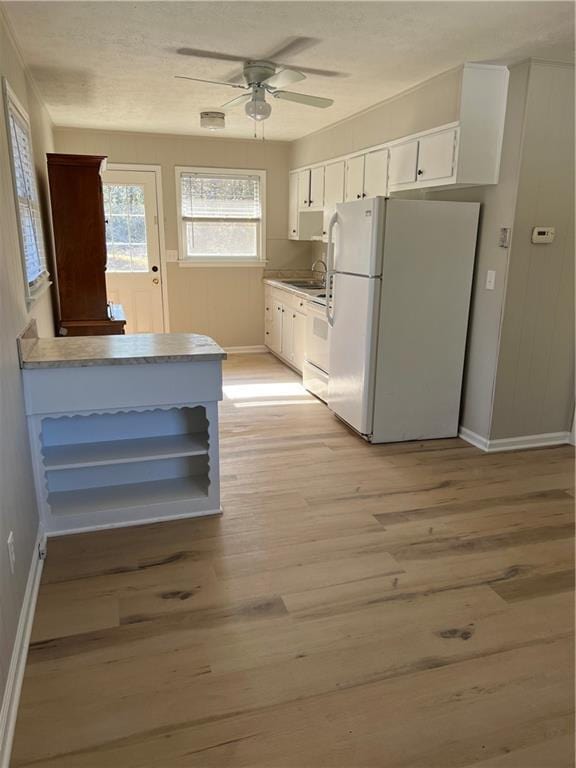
[{"xmin": 3, "ymin": 1, "xmax": 574, "ymax": 141}]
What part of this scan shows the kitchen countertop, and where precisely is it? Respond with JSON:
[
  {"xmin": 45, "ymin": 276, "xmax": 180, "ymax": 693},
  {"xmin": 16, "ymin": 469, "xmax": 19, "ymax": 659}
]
[
  {"xmin": 264, "ymin": 278, "xmax": 327, "ymax": 305},
  {"xmin": 20, "ymin": 333, "xmax": 227, "ymax": 369}
]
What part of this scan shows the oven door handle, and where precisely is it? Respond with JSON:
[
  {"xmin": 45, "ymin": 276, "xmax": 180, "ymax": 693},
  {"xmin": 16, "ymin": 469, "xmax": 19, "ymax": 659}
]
[{"xmin": 326, "ymin": 211, "xmax": 338, "ymax": 328}]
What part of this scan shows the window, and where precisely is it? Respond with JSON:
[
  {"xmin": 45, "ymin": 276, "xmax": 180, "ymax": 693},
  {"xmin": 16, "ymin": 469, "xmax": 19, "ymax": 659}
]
[
  {"xmin": 3, "ymin": 78, "xmax": 49, "ymax": 301},
  {"xmin": 176, "ymin": 167, "xmax": 265, "ymax": 264},
  {"xmin": 103, "ymin": 183, "xmax": 148, "ymax": 272}
]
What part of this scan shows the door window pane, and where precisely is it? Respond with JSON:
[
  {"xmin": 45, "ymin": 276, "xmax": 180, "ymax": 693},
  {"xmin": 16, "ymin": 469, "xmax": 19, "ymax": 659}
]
[{"xmin": 104, "ymin": 184, "xmax": 149, "ymax": 272}]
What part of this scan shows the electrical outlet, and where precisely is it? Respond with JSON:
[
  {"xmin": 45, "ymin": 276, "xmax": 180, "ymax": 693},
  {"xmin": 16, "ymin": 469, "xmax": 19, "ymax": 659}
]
[
  {"xmin": 485, "ymin": 270, "xmax": 496, "ymax": 290},
  {"xmin": 7, "ymin": 531, "xmax": 15, "ymax": 574},
  {"xmin": 498, "ymin": 227, "xmax": 511, "ymax": 248}
]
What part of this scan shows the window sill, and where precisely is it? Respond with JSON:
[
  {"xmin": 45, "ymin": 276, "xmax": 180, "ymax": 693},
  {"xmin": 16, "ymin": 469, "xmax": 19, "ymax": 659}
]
[
  {"xmin": 177, "ymin": 260, "xmax": 268, "ymax": 269},
  {"xmin": 26, "ymin": 277, "xmax": 52, "ymax": 309}
]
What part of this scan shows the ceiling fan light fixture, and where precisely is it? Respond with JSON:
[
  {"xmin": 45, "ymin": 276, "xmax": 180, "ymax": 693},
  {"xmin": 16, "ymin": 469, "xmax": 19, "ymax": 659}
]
[
  {"xmin": 245, "ymin": 98, "xmax": 271, "ymax": 122},
  {"xmin": 200, "ymin": 110, "xmax": 226, "ymax": 130}
]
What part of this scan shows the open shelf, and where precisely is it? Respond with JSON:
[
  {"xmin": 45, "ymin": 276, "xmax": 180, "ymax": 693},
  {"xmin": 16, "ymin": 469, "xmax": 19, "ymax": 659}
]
[
  {"xmin": 47, "ymin": 476, "xmax": 209, "ymax": 516},
  {"xmin": 43, "ymin": 433, "xmax": 209, "ymax": 470}
]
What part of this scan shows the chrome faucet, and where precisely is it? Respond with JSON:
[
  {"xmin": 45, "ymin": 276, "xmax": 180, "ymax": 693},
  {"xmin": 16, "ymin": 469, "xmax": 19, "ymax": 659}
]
[{"xmin": 312, "ymin": 258, "xmax": 328, "ymax": 287}]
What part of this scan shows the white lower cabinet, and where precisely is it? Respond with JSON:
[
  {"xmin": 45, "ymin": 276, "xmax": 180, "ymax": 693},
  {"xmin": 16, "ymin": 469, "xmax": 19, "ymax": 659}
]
[{"xmin": 264, "ymin": 285, "xmax": 308, "ymax": 373}]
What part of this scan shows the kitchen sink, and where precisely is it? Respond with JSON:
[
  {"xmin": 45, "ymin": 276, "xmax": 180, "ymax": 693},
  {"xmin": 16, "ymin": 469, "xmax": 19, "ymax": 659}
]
[{"xmin": 281, "ymin": 280, "xmax": 325, "ymax": 290}]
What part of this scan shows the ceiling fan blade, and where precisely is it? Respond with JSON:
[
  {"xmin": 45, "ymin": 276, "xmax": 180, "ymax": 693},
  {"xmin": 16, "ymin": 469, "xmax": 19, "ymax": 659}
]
[
  {"xmin": 176, "ymin": 47, "xmax": 247, "ymax": 63},
  {"xmin": 175, "ymin": 75, "xmax": 247, "ymax": 90},
  {"xmin": 221, "ymin": 93, "xmax": 252, "ymax": 109},
  {"xmin": 262, "ymin": 68, "xmax": 305, "ymax": 90},
  {"xmin": 273, "ymin": 91, "xmax": 334, "ymax": 108},
  {"xmin": 280, "ymin": 64, "xmax": 347, "ymax": 79},
  {"xmin": 263, "ymin": 36, "xmax": 319, "ymax": 62}
]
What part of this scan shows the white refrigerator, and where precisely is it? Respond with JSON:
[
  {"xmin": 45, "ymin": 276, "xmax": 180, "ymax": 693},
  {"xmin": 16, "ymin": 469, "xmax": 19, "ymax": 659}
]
[{"xmin": 325, "ymin": 197, "xmax": 480, "ymax": 443}]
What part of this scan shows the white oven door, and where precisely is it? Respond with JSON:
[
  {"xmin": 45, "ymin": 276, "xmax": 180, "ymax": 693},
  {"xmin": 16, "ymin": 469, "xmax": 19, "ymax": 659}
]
[{"xmin": 305, "ymin": 303, "xmax": 330, "ymax": 374}]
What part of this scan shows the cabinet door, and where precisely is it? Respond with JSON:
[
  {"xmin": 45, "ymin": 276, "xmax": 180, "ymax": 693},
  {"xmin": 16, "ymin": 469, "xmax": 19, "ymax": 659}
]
[
  {"xmin": 298, "ymin": 169, "xmax": 311, "ymax": 209},
  {"xmin": 416, "ymin": 129, "xmax": 457, "ymax": 182},
  {"xmin": 292, "ymin": 311, "xmax": 306, "ymax": 372},
  {"xmin": 308, "ymin": 166, "xmax": 324, "ymax": 211},
  {"xmin": 270, "ymin": 301, "xmax": 283, "ymax": 354},
  {"xmin": 388, "ymin": 141, "xmax": 418, "ymax": 186},
  {"xmin": 345, "ymin": 155, "xmax": 365, "ymax": 202},
  {"xmin": 281, "ymin": 305, "xmax": 293, "ymax": 360},
  {"xmin": 288, "ymin": 172, "xmax": 299, "ymax": 239},
  {"xmin": 363, "ymin": 149, "xmax": 389, "ymax": 198},
  {"xmin": 323, "ymin": 160, "xmax": 345, "ymax": 238}
]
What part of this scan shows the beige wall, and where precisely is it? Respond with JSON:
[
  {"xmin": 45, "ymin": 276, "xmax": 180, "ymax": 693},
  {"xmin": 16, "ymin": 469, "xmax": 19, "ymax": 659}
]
[
  {"xmin": 54, "ymin": 128, "xmax": 315, "ymax": 347},
  {"xmin": 490, "ymin": 62, "xmax": 575, "ymax": 439},
  {"xmin": 290, "ymin": 67, "xmax": 462, "ymax": 168},
  {"xmin": 0, "ymin": 8, "xmax": 54, "ymax": 734}
]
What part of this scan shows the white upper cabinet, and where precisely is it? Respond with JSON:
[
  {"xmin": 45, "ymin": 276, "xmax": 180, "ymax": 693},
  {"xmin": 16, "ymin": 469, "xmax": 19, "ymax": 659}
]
[
  {"xmin": 416, "ymin": 128, "xmax": 457, "ymax": 182},
  {"xmin": 363, "ymin": 149, "xmax": 389, "ymax": 197},
  {"xmin": 322, "ymin": 160, "xmax": 345, "ymax": 239},
  {"xmin": 298, "ymin": 169, "xmax": 311, "ymax": 210},
  {"xmin": 288, "ymin": 172, "xmax": 299, "ymax": 239},
  {"xmin": 309, "ymin": 166, "xmax": 324, "ymax": 211},
  {"xmin": 345, "ymin": 155, "xmax": 365, "ymax": 201},
  {"xmin": 388, "ymin": 141, "xmax": 418, "ymax": 187}
]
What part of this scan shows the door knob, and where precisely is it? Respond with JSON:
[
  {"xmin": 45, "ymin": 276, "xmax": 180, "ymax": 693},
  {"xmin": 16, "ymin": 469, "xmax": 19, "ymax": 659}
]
[{"xmin": 152, "ymin": 278, "xmax": 159, "ymax": 285}]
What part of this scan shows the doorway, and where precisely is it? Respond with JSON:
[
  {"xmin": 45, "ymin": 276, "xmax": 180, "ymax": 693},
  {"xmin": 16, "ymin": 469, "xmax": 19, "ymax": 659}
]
[{"xmin": 102, "ymin": 167, "xmax": 166, "ymax": 333}]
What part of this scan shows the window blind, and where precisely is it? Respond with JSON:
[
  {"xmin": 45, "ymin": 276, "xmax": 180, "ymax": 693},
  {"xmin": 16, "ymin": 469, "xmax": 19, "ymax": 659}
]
[
  {"xmin": 180, "ymin": 173, "xmax": 261, "ymax": 220},
  {"xmin": 6, "ymin": 90, "xmax": 48, "ymax": 292}
]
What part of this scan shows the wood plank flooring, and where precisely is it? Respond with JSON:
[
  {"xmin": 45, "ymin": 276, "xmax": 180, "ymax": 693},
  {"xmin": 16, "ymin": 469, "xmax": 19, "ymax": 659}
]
[{"xmin": 11, "ymin": 353, "xmax": 575, "ymax": 767}]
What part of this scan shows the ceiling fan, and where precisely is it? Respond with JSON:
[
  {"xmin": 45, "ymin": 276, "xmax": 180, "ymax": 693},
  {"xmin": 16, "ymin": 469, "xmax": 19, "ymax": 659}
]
[{"xmin": 175, "ymin": 37, "xmax": 340, "ymax": 122}]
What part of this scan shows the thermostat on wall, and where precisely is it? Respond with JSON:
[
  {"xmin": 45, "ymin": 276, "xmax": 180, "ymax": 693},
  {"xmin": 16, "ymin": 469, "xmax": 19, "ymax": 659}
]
[{"xmin": 531, "ymin": 226, "xmax": 555, "ymax": 244}]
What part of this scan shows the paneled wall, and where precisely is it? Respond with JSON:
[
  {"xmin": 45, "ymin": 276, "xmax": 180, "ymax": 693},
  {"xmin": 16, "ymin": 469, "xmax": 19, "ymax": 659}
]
[
  {"xmin": 0, "ymin": 7, "xmax": 54, "ymax": 736},
  {"xmin": 54, "ymin": 128, "xmax": 315, "ymax": 347}
]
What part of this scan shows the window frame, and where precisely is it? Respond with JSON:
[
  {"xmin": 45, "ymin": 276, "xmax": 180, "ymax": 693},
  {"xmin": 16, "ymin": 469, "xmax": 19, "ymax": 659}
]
[
  {"xmin": 2, "ymin": 77, "xmax": 50, "ymax": 305},
  {"xmin": 175, "ymin": 166, "xmax": 266, "ymax": 267}
]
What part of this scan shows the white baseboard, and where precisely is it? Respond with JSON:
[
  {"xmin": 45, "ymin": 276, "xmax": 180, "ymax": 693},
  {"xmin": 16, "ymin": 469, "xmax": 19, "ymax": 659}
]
[
  {"xmin": 225, "ymin": 346, "xmax": 268, "ymax": 354},
  {"xmin": 459, "ymin": 426, "xmax": 572, "ymax": 453},
  {"xmin": 0, "ymin": 534, "xmax": 45, "ymax": 768}
]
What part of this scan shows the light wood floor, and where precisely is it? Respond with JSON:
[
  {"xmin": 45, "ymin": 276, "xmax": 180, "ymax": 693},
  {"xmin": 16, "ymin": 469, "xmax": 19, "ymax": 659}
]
[{"xmin": 12, "ymin": 353, "xmax": 575, "ymax": 767}]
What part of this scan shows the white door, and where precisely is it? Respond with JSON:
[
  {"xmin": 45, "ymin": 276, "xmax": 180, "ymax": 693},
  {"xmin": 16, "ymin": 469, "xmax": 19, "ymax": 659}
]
[
  {"xmin": 309, "ymin": 166, "xmax": 324, "ymax": 211},
  {"xmin": 345, "ymin": 155, "xmax": 365, "ymax": 202},
  {"xmin": 363, "ymin": 149, "xmax": 389, "ymax": 197},
  {"xmin": 388, "ymin": 141, "xmax": 418, "ymax": 186},
  {"xmin": 288, "ymin": 172, "xmax": 299, "ymax": 238},
  {"xmin": 323, "ymin": 160, "xmax": 345, "ymax": 241},
  {"xmin": 416, "ymin": 129, "xmax": 457, "ymax": 182},
  {"xmin": 102, "ymin": 169, "xmax": 165, "ymax": 333},
  {"xmin": 298, "ymin": 169, "xmax": 311, "ymax": 209},
  {"xmin": 327, "ymin": 273, "xmax": 380, "ymax": 435},
  {"xmin": 334, "ymin": 197, "xmax": 385, "ymax": 277}
]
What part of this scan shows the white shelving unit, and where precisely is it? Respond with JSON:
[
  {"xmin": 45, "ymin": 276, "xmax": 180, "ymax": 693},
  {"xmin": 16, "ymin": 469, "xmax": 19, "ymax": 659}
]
[{"xmin": 21, "ymin": 350, "xmax": 224, "ymax": 536}]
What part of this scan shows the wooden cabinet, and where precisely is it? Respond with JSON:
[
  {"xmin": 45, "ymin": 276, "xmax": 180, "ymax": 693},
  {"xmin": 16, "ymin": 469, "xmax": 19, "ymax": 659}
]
[
  {"xmin": 345, "ymin": 155, "xmax": 365, "ymax": 201},
  {"xmin": 363, "ymin": 149, "xmax": 389, "ymax": 198},
  {"xmin": 322, "ymin": 160, "xmax": 345, "ymax": 240},
  {"xmin": 416, "ymin": 128, "xmax": 457, "ymax": 182},
  {"xmin": 388, "ymin": 141, "xmax": 418, "ymax": 186},
  {"xmin": 47, "ymin": 153, "xmax": 125, "ymax": 336}
]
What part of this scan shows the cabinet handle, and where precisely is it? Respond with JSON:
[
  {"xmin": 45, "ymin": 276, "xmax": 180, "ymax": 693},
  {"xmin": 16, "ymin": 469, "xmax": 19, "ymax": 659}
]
[
  {"xmin": 362, "ymin": 193, "xmax": 367, "ymax": 198},
  {"xmin": 309, "ymin": 200, "xmax": 313, "ymax": 205},
  {"xmin": 292, "ymin": 229, "xmax": 296, "ymax": 233},
  {"xmin": 417, "ymin": 169, "xmax": 423, "ymax": 176},
  {"xmin": 293, "ymin": 313, "xmax": 296, "ymax": 318},
  {"xmin": 266, "ymin": 331, "xmax": 269, "ymax": 336},
  {"xmin": 323, "ymin": 230, "xmax": 327, "ymax": 235},
  {"xmin": 356, "ymin": 194, "xmax": 361, "ymax": 199}
]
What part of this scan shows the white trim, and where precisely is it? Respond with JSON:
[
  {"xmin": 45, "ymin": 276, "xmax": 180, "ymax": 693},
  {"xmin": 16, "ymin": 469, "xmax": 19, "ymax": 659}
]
[
  {"xmin": 0, "ymin": 533, "xmax": 45, "ymax": 768},
  {"xmin": 45, "ymin": 508, "xmax": 222, "ymax": 537},
  {"xmin": 106, "ymin": 163, "xmax": 170, "ymax": 332},
  {"xmin": 175, "ymin": 166, "xmax": 266, "ymax": 265},
  {"xmin": 177, "ymin": 260, "xmax": 267, "ymax": 269},
  {"xmin": 225, "ymin": 346, "xmax": 267, "ymax": 354},
  {"xmin": 459, "ymin": 427, "xmax": 571, "ymax": 453}
]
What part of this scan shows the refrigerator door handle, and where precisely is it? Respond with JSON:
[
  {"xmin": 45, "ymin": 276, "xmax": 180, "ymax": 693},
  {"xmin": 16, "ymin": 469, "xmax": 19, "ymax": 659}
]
[{"xmin": 326, "ymin": 212, "xmax": 338, "ymax": 327}]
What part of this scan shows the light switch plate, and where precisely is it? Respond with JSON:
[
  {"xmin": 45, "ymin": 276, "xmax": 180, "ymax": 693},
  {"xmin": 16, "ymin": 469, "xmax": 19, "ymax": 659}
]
[
  {"xmin": 485, "ymin": 270, "xmax": 496, "ymax": 290},
  {"xmin": 498, "ymin": 227, "xmax": 511, "ymax": 248}
]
